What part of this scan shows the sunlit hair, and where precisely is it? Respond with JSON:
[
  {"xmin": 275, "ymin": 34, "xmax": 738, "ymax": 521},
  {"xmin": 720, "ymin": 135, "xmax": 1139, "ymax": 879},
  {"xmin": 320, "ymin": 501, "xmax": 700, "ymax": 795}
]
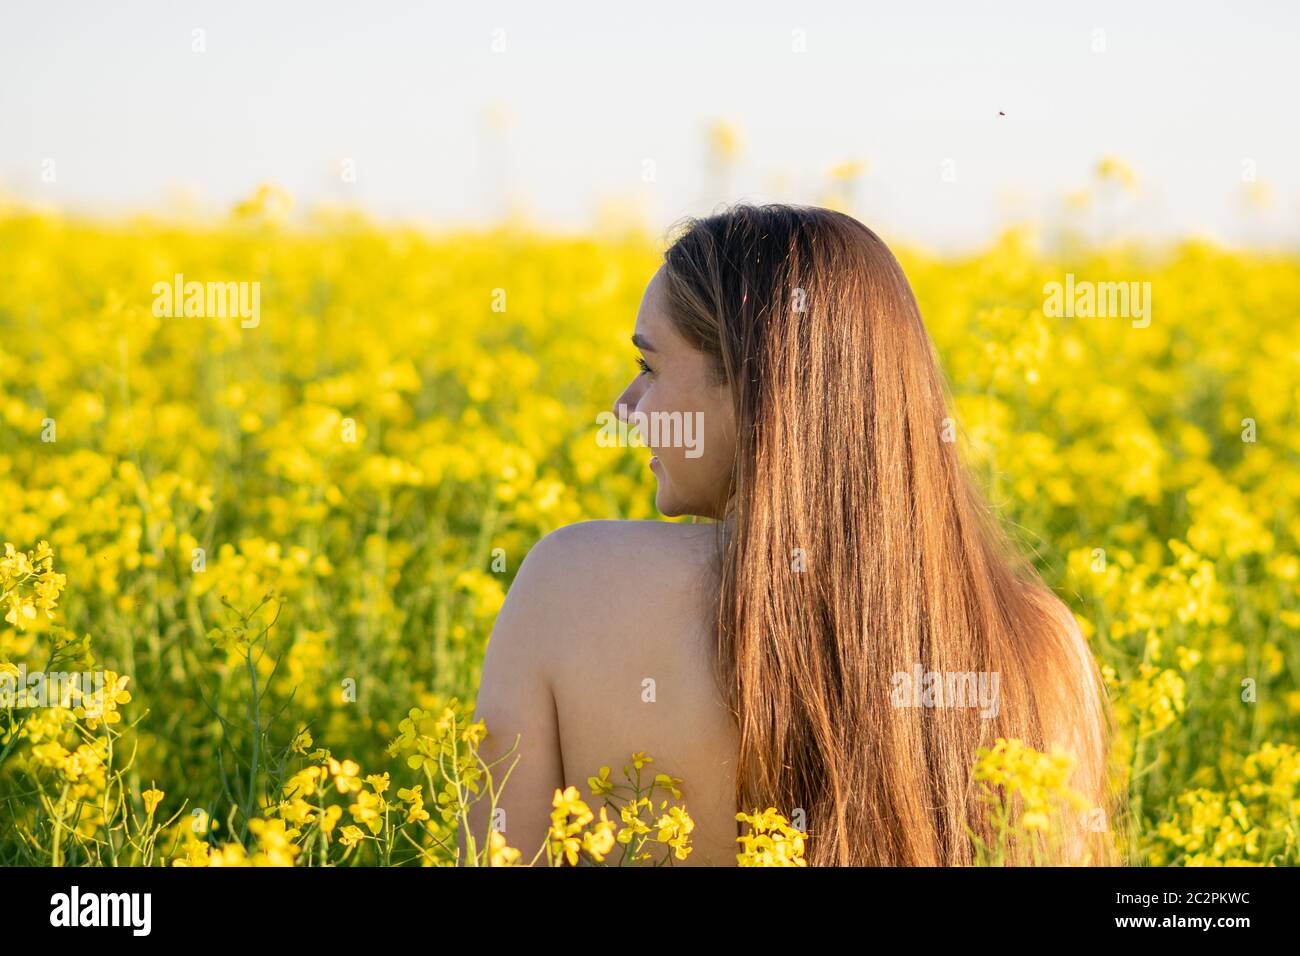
[{"xmin": 659, "ymin": 203, "xmax": 1120, "ymax": 865}]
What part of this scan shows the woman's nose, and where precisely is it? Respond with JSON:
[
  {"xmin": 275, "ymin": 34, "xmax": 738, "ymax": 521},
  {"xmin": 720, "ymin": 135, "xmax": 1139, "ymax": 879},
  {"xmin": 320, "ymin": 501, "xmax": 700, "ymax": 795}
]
[{"xmin": 613, "ymin": 380, "xmax": 641, "ymax": 420}]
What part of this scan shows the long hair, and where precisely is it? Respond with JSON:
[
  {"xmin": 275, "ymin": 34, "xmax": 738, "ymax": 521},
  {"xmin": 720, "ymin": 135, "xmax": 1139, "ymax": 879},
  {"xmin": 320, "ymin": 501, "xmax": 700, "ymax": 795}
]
[{"xmin": 659, "ymin": 203, "xmax": 1119, "ymax": 865}]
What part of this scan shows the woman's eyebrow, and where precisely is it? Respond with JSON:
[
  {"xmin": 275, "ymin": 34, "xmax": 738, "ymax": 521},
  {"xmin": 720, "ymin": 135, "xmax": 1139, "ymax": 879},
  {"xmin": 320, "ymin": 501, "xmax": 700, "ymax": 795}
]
[{"xmin": 631, "ymin": 333, "xmax": 656, "ymax": 352}]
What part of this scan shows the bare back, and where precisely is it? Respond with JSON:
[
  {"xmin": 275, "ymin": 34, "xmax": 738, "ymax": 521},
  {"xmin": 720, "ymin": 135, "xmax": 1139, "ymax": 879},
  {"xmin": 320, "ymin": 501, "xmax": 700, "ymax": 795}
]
[{"xmin": 543, "ymin": 520, "xmax": 741, "ymax": 866}]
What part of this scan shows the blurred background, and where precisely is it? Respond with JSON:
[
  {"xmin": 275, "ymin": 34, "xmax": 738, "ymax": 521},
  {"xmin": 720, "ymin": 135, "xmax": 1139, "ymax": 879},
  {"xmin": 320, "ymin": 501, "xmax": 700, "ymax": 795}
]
[
  {"xmin": 2, "ymin": 0, "xmax": 1298, "ymax": 250},
  {"xmin": 0, "ymin": 1, "xmax": 1298, "ymax": 870}
]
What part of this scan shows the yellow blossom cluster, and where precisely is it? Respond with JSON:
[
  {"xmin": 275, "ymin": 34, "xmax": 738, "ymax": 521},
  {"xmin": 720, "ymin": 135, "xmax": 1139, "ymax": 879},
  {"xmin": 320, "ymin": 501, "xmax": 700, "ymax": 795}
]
[{"xmin": 1, "ymin": 195, "xmax": 1297, "ymax": 866}]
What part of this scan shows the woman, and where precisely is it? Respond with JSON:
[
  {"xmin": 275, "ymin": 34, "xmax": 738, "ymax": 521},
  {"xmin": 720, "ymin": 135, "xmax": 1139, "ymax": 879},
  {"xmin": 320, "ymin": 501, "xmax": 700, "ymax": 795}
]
[{"xmin": 466, "ymin": 203, "xmax": 1118, "ymax": 866}]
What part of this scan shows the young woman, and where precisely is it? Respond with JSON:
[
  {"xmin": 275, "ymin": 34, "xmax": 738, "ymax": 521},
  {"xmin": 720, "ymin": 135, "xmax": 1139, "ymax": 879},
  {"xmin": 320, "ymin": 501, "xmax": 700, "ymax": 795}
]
[{"xmin": 467, "ymin": 203, "xmax": 1118, "ymax": 866}]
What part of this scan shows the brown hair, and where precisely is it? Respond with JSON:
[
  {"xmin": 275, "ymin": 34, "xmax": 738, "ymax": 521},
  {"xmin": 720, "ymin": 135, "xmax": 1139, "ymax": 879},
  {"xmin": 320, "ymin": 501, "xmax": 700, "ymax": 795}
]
[{"xmin": 659, "ymin": 203, "xmax": 1120, "ymax": 865}]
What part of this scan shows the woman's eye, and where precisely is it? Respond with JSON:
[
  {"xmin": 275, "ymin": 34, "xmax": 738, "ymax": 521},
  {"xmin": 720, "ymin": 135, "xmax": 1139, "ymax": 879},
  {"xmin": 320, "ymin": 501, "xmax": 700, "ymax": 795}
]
[{"xmin": 636, "ymin": 356, "xmax": 653, "ymax": 376}]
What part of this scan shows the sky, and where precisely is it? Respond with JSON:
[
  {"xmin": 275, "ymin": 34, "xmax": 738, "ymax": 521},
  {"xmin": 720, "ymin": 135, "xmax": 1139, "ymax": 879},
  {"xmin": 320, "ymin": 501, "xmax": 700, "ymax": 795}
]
[{"xmin": 2, "ymin": 0, "xmax": 1297, "ymax": 251}]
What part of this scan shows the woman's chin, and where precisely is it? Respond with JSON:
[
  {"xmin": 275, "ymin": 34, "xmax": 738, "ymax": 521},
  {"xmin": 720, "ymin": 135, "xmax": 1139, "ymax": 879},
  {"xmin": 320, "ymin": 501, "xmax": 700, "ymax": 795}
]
[{"xmin": 654, "ymin": 486, "xmax": 684, "ymax": 518}]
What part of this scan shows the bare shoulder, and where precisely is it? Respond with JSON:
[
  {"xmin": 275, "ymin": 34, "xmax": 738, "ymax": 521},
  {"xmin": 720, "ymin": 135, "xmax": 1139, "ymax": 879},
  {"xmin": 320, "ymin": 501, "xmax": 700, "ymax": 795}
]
[
  {"xmin": 522, "ymin": 518, "xmax": 720, "ymax": 582},
  {"xmin": 506, "ymin": 520, "xmax": 741, "ymax": 865},
  {"xmin": 509, "ymin": 520, "xmax": 722, "ymax": 644},
  {"xmin": 468, "ymin": 520, "xmax": 733, "ymax": 864},
  {"xmin": 497, "ymin": 518, "xmax": 727, "ymax": 709}
]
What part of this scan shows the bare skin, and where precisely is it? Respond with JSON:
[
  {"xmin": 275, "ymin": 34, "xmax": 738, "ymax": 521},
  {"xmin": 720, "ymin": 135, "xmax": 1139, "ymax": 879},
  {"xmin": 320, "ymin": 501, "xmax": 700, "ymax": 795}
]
[
  {"xmin": 463, "ymin": 262, "xmax": 1110, "ymax": 867},
  {"xmin": 463, "ymin": 266, "xmax": 1104, "ymax": 867},
  {"xmin": 465, "ymin": 267, "xmax": 742, "ymax": 866}
]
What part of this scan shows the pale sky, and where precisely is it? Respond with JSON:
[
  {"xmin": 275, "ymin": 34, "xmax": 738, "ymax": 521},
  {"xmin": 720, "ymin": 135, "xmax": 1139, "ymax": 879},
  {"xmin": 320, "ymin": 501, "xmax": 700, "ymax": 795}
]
[{"xmin": 2, "ymin": 0, "xmax": 1297, "ymax": 250}]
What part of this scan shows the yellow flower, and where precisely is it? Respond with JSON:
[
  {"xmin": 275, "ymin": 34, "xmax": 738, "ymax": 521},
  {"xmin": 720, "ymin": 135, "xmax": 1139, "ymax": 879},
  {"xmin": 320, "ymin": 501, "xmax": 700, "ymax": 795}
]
[
  {"xmin": 78, "ymin": 672, "xmax": 132, "ymax": 728},
  {"xmin": 461, "ymin": 718, "xmax": 488, "ymax": 748},
  {"xmin": 736, "ymin": 808, "xmax": 807, "ymax": 866},
  {"xmin": 396, "ymin": 785, "xmax": 423, "ymax": 804},
  {"xmin": 0, "ymin": 541, "xmax": 66, "ymax": 628},
  {"xmin": 278, "ymin": 798, "xmax": 316, "ymax": 826},
  {"xmin": 349, "ymin": 789, "xmax": 385, "ymax": 834},
  {"xmin": 653, "ymin": 772, "xmax": 683, "ymax": 800},
  {"xmin": 284, "ymin": 766, "xmax": 324, "ymax": 801},
  {"xmin": 172, "ymin": 836, "xmax": 213, "ymax": 868},
  {"xmin": 142, "ymin": 787, "xmax": 164, "ymax": 817},
  {"xmin": 580, "ymin": 807, "xmax": 618, "ymax": 862},
  {"xmin": 551, "ymin": 785, "xmax": 593, "ymax": 828},
  {"xmin": 707, "ymin": 119, "xmax": 743, "ymax": 163},
  {"xmin": 1095, "ymin": 155, "xmax": 1137, "ymax": 190},
  {"xmin": 617, "ymin": 797, "xmax": 653, "ymax": 844},
  {"xmin": 587, "ymin": 766, "xmax": 615, "ymax": 796},
  {"xmin": 315, "ymin": 805, "xmax": 340, "ymax": 835},
  {"xmin": 489, "ymin": 830, "xmax": 522, "ymax": 866},
  {"xmin": 206, "ymin": 843, "xmax": 250, "ymax": 867},
  {"xmin": 549, "ymin": 786, "xmax": 594, "ymax": 865},
  {"xmin": 654, "ymin": 805, "xmax": 694, "ymax": 860},
  {"xmin": 248, "ymin": 818, "xmax": 301, "ymax": 866},
  {"xmin": 329, "ymin": 757, "xmax": 362, "ymax": 793}
]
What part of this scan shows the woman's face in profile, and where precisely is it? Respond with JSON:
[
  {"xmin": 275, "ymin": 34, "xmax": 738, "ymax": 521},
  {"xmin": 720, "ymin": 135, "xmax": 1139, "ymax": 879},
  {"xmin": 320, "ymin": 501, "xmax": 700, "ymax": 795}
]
[{"xmin": 613, "ymin": 267, "xmax": 736, "ymax": 519}]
